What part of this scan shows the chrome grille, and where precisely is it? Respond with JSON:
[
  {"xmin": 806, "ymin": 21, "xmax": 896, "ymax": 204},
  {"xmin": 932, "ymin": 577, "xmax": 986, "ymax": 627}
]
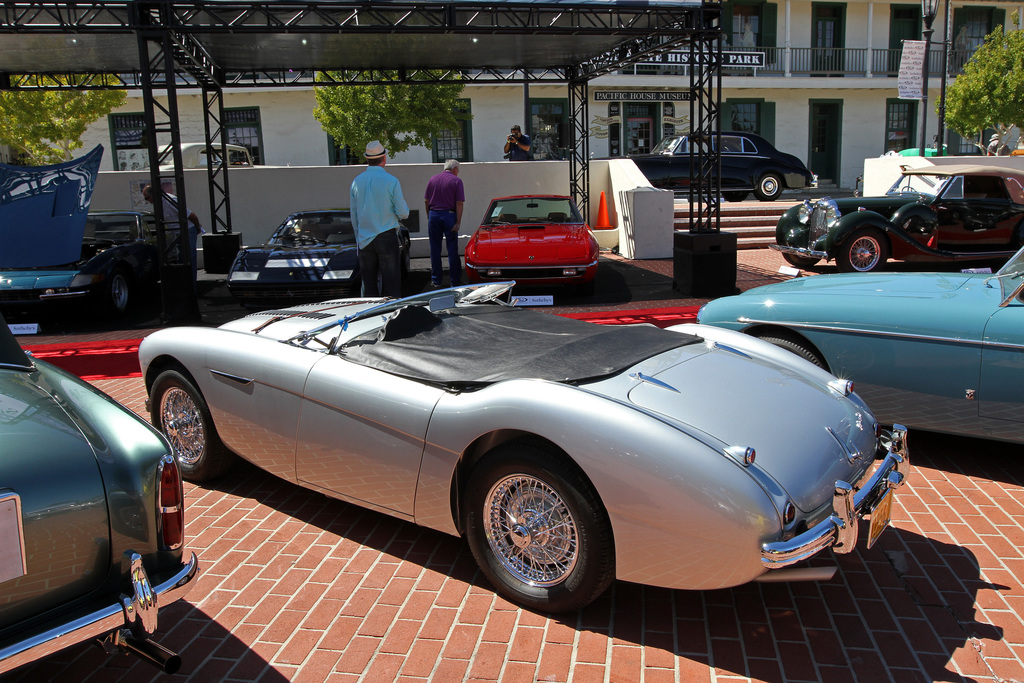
[{"xmin": 808, "ymin": 202, "xmax": 831, "ymax": 244}]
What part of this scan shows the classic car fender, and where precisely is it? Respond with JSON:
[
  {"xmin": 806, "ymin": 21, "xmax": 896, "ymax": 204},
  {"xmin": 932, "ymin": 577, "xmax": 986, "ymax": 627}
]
[
  {"xmin": 417, "ymin": 379, "xmax": 783, "ymax": 591},
  {"xmin": 825, "ymin": 211, "xmax": 894, "ymax": 254},
  {"xmin": 141, "ymin": 328, "xmax": 320, "ymax": 483},
  {"xmin": 31, "ymin": 361, "xmax": 179, "ymax": 576}
]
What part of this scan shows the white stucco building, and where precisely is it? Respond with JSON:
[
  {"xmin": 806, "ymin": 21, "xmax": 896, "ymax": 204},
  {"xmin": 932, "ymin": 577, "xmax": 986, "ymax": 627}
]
[{"xmin": 80, "ymin": 1, "xmax": 1021, "ymax": 192}]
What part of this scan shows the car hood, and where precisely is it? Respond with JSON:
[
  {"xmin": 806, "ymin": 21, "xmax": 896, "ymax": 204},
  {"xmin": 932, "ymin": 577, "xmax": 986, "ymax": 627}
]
[
  {"xmin": 751, "ymin": 270, "xmax": 976, "ymax": 296},
  {"xmin": 471, "ymin": 224, "xmax": 593, "ymax": 260},
  {"xmin": 830, "ymin": 193, "xmax": 926, "ymax": 213},
  {"xmin": 0, "ymin": 147, "xmax": 103, "ymax": 269},
  {"xmin": 244, "ymin": 243, "xmax": 356, "ymax": 261},
  {"xmin": 627, "ymin": 346, "xmax": 877, "ymax": 513}
]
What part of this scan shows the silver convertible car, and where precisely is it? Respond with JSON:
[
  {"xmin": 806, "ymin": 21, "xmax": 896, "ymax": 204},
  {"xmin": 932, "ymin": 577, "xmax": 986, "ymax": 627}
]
[
  {"xmin": 139, "ymin": 283, "xmax": 909, "ymax": 612},
  {"xmin": 698, "ymin": 246, "xmax": 1024, "ymax": 445}
]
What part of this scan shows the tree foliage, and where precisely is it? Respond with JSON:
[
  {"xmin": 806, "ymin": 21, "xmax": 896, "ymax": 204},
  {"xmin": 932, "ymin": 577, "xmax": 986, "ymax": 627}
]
[
  {"xmin": 313, "ymin": 73, "xmax": 469, "ymax": 160},
  {"xmin": 0, "ymin": 81, "xmax": 126, "ymax": 165},
  {"xmin": 944, "ymin": 26, "xmax": 1024, "ymax": 149}
]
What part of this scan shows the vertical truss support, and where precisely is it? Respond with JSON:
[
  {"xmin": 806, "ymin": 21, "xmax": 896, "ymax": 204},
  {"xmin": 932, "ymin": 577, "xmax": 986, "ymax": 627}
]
[
  {"xmin": 687, "ymin": 13, "xmax": 723, "ymax": 234},
  {"xmin": 567, "ymin": 73, "xmax": 590, "ymax": 220},
  {"xmin": 134, "ymin": 1, "xmax": 200, "ymax": 323},
  {"xmin": 202, "ymin": 83, "xmax": 233, "ymax": 235}
]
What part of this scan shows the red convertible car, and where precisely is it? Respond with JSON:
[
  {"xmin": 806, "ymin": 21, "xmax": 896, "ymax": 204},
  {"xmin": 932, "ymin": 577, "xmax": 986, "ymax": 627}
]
[{"xmin": 464, "ymin": 195, "xmax": 599, "ymax": 295}]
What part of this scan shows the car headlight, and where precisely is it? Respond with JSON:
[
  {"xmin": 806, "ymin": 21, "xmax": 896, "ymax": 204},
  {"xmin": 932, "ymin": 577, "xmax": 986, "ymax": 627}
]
[
  {"xmin": 824, "ymin": 200, "xmax": 841, "ymax": 228},
  {"xmin": 69, "ymin": 273, "xmax": 104, "ymax": 287},
  {"xmin": 797, "ymin": 200, "xmax": 812, "ymax": 224},
  {"xmin": 323, "ymin": 270, "xmax": 354, "ymax": 280},
  {"xmin": 229, "ymin": 271, "xmax": 260, "ymax": 282}
]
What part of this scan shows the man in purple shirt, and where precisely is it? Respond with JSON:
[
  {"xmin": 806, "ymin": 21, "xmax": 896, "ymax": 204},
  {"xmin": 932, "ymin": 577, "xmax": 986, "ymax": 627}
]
[{"xmin": 423, "ymin": 159, "xmax": 465, "ymax": 288}]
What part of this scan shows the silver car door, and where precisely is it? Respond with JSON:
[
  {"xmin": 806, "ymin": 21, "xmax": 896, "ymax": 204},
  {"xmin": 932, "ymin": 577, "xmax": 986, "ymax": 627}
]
[
  {"xmin": 296, "ymin": 354, "xmax": 445, "ymax": 517},
  {"xmin": 198, "ymin": 337, "xmax": 318, "ymax": 483}
]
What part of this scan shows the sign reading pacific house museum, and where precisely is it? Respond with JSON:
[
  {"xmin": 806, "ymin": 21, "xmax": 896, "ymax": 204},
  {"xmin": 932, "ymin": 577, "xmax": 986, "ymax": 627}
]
[{"xmin": 594, "ymin": 91, "xmax": 691, "ymax": 101}]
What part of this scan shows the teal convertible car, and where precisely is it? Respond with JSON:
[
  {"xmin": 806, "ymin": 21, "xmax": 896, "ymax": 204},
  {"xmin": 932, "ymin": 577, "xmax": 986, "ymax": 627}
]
[
  {"xmin": 0, "ymin": 315, "xmax": 198, "ymax": 674},
  {"xmin": 697, "ymin": 246, "xmax": 1024, "ymax": 445}
]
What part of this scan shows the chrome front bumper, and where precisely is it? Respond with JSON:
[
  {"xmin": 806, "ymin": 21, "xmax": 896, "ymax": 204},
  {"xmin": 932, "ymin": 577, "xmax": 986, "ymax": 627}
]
[
  {"xmin": 0, "ymin": 550, "xmax": 199, "ymax": 674},
  {"xmin": 769, "ymin": 243, "xmax": 829, "ymax": 260},
  {"xmin": 761, "ymin": 425, "xmax": 910, "ymax": 569}
]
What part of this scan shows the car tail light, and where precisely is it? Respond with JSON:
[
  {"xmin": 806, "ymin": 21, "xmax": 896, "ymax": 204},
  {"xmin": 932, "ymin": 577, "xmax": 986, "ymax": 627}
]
[{"xmin": 158, "ymin": 455, "xmax": 184, "ymax": 550}]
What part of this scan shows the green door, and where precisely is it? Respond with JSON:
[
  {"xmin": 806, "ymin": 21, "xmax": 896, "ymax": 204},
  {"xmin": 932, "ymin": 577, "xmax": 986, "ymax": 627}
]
[
  {"xmin": 888, "ymin": 6, "xmax": 921, "ymax": 74},
  {"xmin": 809, "ymin": 101, "xmax": 841, "ymax": 186},
  {"xmin": 812, "ymin": 4, "xmax": 845, "ymax": 75}
]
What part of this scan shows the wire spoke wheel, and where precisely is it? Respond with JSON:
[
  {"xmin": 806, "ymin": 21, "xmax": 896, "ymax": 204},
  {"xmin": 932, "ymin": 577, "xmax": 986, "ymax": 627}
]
[
  {"xmin": 464, "ymin": 442, "xmax": 615, "ymax": 611},
  {"xmin": 149, "ymin": 369, "xmax": 234, "ymax": 481},
  {"xmin": 484, "ymin": 475, "xmax": 579, "ymax": 586},
  {"xmin": 839, "ymin": 228, "xmax": 889, "ymax": 273},
  {"xmin": 159, "ymin": 386, "xmax": 206, "ymax": 466}
]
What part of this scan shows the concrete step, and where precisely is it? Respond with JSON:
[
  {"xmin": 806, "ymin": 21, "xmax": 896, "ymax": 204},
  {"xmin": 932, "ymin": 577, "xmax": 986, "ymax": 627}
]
[
  {"xmin": 670, "ymin": 187, "xmax": 850, "ymax": 248},
  {"xmin": 673, "ymin": 202, "xmax": 785, "ymax": 249}
]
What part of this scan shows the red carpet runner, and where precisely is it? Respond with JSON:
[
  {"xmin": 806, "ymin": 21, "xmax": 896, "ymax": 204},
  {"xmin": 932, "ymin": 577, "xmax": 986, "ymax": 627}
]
[
  {"xmin": 22, "ymin": 306, "xmax": 699, "ymax": 381},
  {"xmin": 27, "ymin": 339, "xmax": 143, "ymax": 381}
]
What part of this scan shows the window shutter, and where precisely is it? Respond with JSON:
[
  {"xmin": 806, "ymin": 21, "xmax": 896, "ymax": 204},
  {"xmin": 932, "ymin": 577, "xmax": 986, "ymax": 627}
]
[
  {"xmin": 762, "ymin": 3, "xmax": 777, "ymax": 48},
  {"xmin": 722, "ymin": 4, "xmax": 733, "ymax": 39},
  {"xmin": 993, "ymin": 8, "xmax": 1006, "ymax": 31},
  {"xmin": 760, "ymin": 102, "xmax": 776, "ymax": 145}
]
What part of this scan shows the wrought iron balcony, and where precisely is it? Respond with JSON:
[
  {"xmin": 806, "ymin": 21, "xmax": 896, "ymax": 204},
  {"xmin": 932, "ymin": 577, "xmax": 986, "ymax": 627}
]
[{"xmin": 619, "ymin": 46, "xmax": 974, "ymax": 79}]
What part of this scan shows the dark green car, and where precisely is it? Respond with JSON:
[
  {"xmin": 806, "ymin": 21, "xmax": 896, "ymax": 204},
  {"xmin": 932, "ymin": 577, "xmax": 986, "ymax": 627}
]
[
  {"xmin": 0, "ymin": 315, "xmax": 198, "ymax": 675},
  {"xmin": 772, "ymin": 164, "xmax": 1024, "ymax": 272}
]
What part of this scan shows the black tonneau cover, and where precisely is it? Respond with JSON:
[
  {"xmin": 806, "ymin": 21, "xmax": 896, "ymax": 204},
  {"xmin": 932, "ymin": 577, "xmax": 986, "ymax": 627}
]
[{"xmin": 340, "ymin": 304, "xmax": 700, "ymax": 386}]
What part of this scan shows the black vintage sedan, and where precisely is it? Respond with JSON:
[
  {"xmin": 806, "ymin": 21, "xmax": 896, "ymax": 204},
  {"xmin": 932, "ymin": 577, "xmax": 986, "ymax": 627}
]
[
  {"xmin": 0, "ymin": 211, "xmax": 159, "ymax": 317},
  {"xmin": 227, "ymin": 209, "xmax": 411, "ymax": 305},
  {"xmin": 772, "ymin": 164, "xmax": 1024, "ymax": 272},
  {"xmin": 630, "ymin": 131, "xmax": 816, "ymax": 201},
  {"xmin": 0, "ymin": 314, "xmax": 198, "ymax": 675}
]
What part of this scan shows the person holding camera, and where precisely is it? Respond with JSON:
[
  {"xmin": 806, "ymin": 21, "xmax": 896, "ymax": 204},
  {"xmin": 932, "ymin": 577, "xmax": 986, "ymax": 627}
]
[{"xmin": 504, "ymin": 125, "xmax": 531, "ymax": 161}]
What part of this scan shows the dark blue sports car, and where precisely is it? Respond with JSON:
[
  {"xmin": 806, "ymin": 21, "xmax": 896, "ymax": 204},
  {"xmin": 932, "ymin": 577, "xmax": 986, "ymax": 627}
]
[
  {"xmin": 227, "ymin": 209, "xmax": 410, "ymax": 304},
  {"xmin": 0, "ymin": 211, "xmax": 159, "ymax": 317}
]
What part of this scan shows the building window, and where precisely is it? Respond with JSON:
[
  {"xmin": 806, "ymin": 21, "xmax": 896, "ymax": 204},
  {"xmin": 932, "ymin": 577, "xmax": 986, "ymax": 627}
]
[
  {"xmin": 109, "ymin": 113, "xmax": 149, "ymax": 171},
  {"xmin": 724, "ymin": 99, "xmax": 775, "ymax": 143},
  {"xmin": 729, "ymin": 103, "xmax": 759, "ymax": 134},
  {"xmin": 530, "ymin": 99, "xmax": 569, "ymax": 160},
  {"xmin": 327, "ymin": 136, "xmax": 360, "ymax": 165},
  {"xmin": 432, "ymin": 99, "xmax": 472, "ymax": 162},
  {"xmin": 731, "ymin": 4, "xmax": 760, "ymax": 48},
  {"xmin": 723, "ymin": 1, "xmax": 777, "ymax": 68},
  {"xmin": 225, "ymin": 108, "xmax": 263, "ymax": 165},
  {"xmin": 884, "ymin": 99, "xmax": 916, "ymax": 153}
]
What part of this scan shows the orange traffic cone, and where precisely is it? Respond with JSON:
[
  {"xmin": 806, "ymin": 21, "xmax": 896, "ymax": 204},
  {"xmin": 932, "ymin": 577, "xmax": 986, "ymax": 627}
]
[{"xmin": 594, "ymin": 191, "xmax": 614, "ymax": 229}]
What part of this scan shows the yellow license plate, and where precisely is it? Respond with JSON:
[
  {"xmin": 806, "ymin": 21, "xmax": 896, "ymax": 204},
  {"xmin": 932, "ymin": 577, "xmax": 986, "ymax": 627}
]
[{"xmin": 866, "ymin": 488, "xmax": 894, "ymax": 549}]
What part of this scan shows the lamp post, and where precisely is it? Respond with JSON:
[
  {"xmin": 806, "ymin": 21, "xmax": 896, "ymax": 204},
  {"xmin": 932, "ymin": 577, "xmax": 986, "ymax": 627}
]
[
  {"xmin": 918, "ymin": 0, "xmax": 939, "ymax": 155},
  {"xmin": 936, "ymin": 0, "xmax": 951, "ymax": 156}
]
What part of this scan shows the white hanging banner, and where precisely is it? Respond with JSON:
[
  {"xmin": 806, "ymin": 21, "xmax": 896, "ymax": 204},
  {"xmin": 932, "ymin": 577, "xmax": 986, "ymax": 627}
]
[{"xmin": 897, "ymin": 40, "xmax": 926, "ymax": 100}]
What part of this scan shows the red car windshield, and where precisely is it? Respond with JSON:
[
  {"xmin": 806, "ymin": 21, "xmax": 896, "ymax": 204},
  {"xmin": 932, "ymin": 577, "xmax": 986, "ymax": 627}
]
[{"xmin": 483, "ymin": 198, "xmax": 582, "ymax": 225}]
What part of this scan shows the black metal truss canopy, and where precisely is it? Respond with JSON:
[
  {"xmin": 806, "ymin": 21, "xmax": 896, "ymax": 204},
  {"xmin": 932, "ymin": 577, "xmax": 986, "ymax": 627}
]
[
  {"xmin": 0, "ymin": 1, "xmax": 722, "ymax": 322},
  {"xmin": 1, "ymin": 1, "xmax": 716, "ymax": 81}
]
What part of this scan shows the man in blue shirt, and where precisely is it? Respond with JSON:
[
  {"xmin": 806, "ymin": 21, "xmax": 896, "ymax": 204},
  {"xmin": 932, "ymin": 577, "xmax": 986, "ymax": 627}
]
[
  {"xmin": 504, "ymin": 125, "xmax": 531, "ymax": 161},
  {"xmin": 350, "ymin": 140, "xmax": 410, "ymax": 298}
]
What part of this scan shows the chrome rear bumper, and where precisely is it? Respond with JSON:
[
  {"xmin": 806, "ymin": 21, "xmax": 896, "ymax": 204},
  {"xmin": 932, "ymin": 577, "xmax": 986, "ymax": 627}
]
[
  {"xmin": 0, "ymin": 550, "xmax": 199, "ymax": 674},
  {"xmin": 760, "ymin": 425, "xmax": 910, "ymax": 568}
]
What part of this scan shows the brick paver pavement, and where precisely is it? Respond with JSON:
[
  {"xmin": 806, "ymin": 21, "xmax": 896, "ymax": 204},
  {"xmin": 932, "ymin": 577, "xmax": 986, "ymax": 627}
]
[{"xmin": 7, "ymin": 250, "xmax": 1024, "ymax": 682}]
